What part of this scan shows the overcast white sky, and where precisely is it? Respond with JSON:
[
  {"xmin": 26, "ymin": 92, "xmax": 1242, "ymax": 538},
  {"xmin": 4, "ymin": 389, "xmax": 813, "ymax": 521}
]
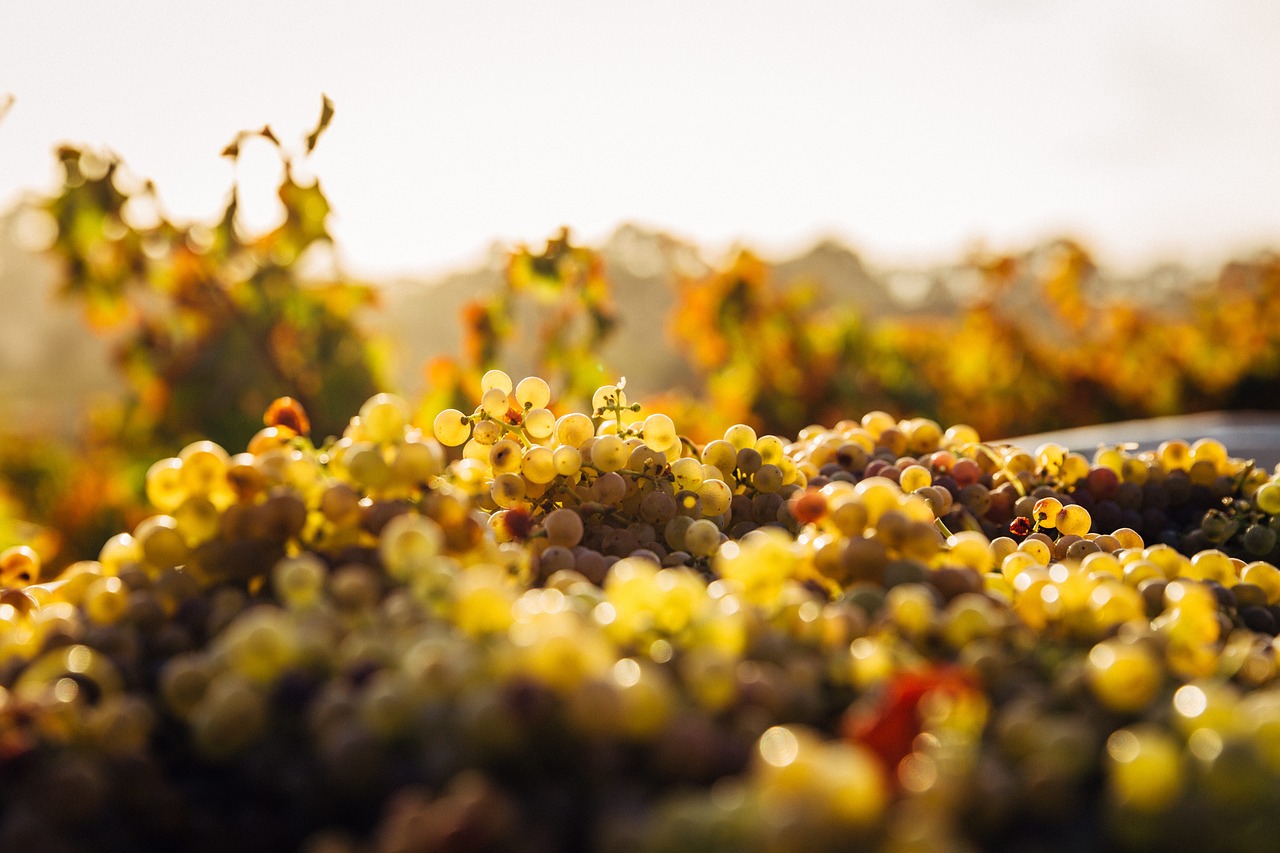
[{"xmin": 2, "ymin": 1, "xmax": 1278, "ymax": 278}]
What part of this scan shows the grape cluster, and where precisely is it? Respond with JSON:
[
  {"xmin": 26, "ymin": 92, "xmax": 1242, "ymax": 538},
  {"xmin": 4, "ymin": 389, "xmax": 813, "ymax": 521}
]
[{"xmin": 1, "ymin": 378, "xmax": 1280, "ymax": 852}]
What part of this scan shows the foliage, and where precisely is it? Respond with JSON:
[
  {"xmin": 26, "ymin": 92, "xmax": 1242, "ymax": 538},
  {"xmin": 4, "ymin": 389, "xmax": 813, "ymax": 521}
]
[
  {"xmin": 46, "ymin": 96, "xmax": 381, "ymax": 451},
  {"xmin": 2, "ymin": 98, "xmax": 385, "ymax": 568},
  {"xmin": 418, "ymin": 228, "xmax": 620, "ymax": 425},
  {"xmin": 666, "ymin": 240, "xmax": 1280, "ymax": 440}
]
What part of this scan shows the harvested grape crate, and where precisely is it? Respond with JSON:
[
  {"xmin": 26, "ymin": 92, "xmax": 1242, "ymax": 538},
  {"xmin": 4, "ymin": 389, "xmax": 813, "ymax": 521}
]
[{"xmin": 2, "ymin": 378, "xmax": 1279, "ymax": 853}]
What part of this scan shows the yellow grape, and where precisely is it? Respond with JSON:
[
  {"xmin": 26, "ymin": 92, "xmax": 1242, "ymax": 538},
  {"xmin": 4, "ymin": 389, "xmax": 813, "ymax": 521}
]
[
  {"xmin": 432, "ymin": 409, "xmax": 472, "ymax": 447},
  {"xmin": 514, "ymin": 376, "xmax": 552, "ymax": 410},
  {"xmin": 480, "ymin": 369, "xmax": 513, "ymax": 394},
  {"xmin": 555, "ymin": 413, "xmax": 595, "ymax": 447}
]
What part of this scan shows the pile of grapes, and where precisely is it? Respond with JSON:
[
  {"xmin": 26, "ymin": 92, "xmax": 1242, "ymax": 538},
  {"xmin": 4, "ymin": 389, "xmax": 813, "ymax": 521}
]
[{"xmin": 3, "ymin": 372, "xmax": 1280, "ymax": 853}]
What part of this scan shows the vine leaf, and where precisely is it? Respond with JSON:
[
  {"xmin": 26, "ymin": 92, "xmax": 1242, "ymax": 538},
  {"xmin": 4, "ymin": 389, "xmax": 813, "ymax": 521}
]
[{"xmin": 305, "ymin": 94, "xmax": 336, "ymax": 154}]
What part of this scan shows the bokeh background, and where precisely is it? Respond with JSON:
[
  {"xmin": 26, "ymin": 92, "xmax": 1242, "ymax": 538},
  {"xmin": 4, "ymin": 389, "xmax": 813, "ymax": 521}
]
[{"xmin": 1, "ymin": 1, "xmax": 1279, "ymax": 564}]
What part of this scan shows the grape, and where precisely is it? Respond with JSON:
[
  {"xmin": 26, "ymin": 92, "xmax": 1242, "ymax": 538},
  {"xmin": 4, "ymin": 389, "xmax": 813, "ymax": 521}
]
[
  {"xmin": 480, "ymin": 387, "xmax": 511, "ymax": 420},
  {"xmin": 134, "ymin": 515, "xmax": 189, "ymax": 571},
  {"xmin": 591, "ymin": 435, "xmax": 629, "ymax": 473},
  {"xmin": 432, "ymin": 408, "xmax": 472, "ymax": 446},
  {"xmin": 358, "ymin": 393, "xmax": 411, "ymax": 444},
  {"xmin": 342, "ymin": 442, "xmax": 391, "ymax": 489},
  {"xmin": 489, "ymin": 438, "xmax": 523, "ymax": 474},
  {"xmin": 1106, "ymin": 725, "xmax": 1183, "ymax": 812},
  {"xmin": 698, "ymin": 479, "xmax": 733, "ymax": 517},
  {"xmin": 491, "ymin": 472, "xmax": 528, "ymax": 508},
  {"xmin": 555, "ymin": 412, "xmax": 595, "ymax": 447},
  {"xmin": 1086, "ymin": 638, "xmax": 1162, "ymax": 712},
  {"xmin": 272, "ymin": 554, "xmax": 328, "ymax": 609},
  {"xmin": 1032, "ymin": 496, "xmax": 1064, "ymax": 529},
  {"xmin": 1256, "ymin": 482, "xmax": 1280, "ymax": 515},
  {"xmin": 694, "ymin": 439, "xmax": 732, "ymax": 475},
  {"xmin": 592, "ymin": 384, "xmax": 627, "ymax": 413},
  {"xmin": 391, "ymin": 438, "xmax": 445, "ymax": 484},
  {"xmin": 471, "ymin": 418, "xmax": 503, "ymax": 445},
  {"xmin": 481, "ymin": 368, "xmax": 513, "ymax": 394},
  {"xmin": 523, "ymin": 407, "xmax": 556, "ymax": 440},
  {"xmin": 520, "ymin": 446, "xmax": 556, "ymax": 484},
  {"xmin": 552, "ymin": 445, "xmax": 582, "ymax": 477},
  {"xmin": 0, "ymin": 544, "xmax": 40, "ymax": 587},
  {"xmin": 178, "ymin": 440, "xmax": 230, "ymax": 496},
  {"xmin": 751, "ymin": 464, "xmax": 784, "ymax": 494},
  {"xmin": 146, "ymin": 457, "xmax": 187, "ymax": 512},
  {"xmin": 544, "ymin": 508, "xmax": 585, "ymax": 548},
  {"xmin": 514, "ymin": 376, "xmax": 552, "ymax": 410},
  {"xmin": 593, "ymin": 471, "xmax": 627, "ymax": 505},
  {"xmin": 642, "ymin": 413, "xmax": 678, "ymax": 452},
  {"xmin": 1057, "ymin": 504, "xmax": 1092, "ymax": 536}
]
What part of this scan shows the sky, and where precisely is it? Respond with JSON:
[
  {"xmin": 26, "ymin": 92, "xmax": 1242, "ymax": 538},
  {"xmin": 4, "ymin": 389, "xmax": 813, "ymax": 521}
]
[{"xmin": 2, "ymin": 1, "xmax": 1279, "ymax": 279}]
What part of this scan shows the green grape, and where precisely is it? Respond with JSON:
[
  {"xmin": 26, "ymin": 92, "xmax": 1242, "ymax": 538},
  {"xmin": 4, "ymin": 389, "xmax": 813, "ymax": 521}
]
[
  {"xmin": 754, "ymin": 434, "xmax": 786, "ymax": 466},
  {"xmin": 98, "ymin": 532, "xmax": 141, "ymax": 576},
  {"xmin": 1256, "ymin": 482, "xmax": 1280, "ymax": 515},
  {"xmin": 481, "ymin": 368, "xmax": 513, "ymax": 394},
  {"xmin": 1106, "ymin": 725, "xmax": 1183, "ymax": 812},
  {"xmin": 1032, "ymin": 497, "xmax": 1064, "ymax": 529},
  {"xmin": 1085, "ymin": 638, "xmax": 1162, "ymax": 712},
  {"xmin": 885, "ymin": 583, "xmax": 935, "ymax": 636},
  {"xmin": 178, "ymin": 440, "xmax": 229, "ymax": 496},
  {"xmin": 555, "ymin": 412, "xmax": 595, "ymax": 447},
  {"xmin": 1241, "ymin": 561, "xmax": 1280, "ymax": 602},
  {"xmin": 0, "ymin": 545, "xmax": 40, "ymax": 587},
  {"xmin": 378, "ymin": 512, "xmax": 445, "ymax": 580},
  {"xmin": 664, "ymin": 515, "xmax": 695, "ymax": 552},
  {"xmin": 343, "ymin": 442, "xmax": 392, "ymax": 489},
  {"xmin": 698, "ymin": 479, "xmax": 733, "ymax": 517},
  {"xmin": 146, "ymin": 457, "xmax": 187, "ymax": 512},
  {"xmin": 723, "ymin": 423, "xmax": 757, "ymax": 452},
  {"xmin": 1244, "ymin": 522, "xmax": 1274, "ymax": 555},
  {"xmin": 524, "ymin": 407, "xmax": 556, "ymax": 440},
  {"xmin": 544, "ymin": 508, "xmax": 584, "ymax": 548},
  {"xmin": 701, "ymin": 439, "xmax": 738, "ymax": 474},
  {"xmin": 391, "ymin": 438, "xmax": 445, "ymax": 484},
  {"xmin": 898, "ymin": 464, "xmax": 932, "ymax": 492},
  {"xmin": 481, "ymin": 387, "xmax": 512, "ymax": 419},
  {"xmin": 521, "ymin": 446, "xmax": 557, "ymax": 484},
  {"xmin": 134, "ymin": 516, "xmax": 189, "ymax": 571},
  {"xmin": 173, "ymin": 496, "xmax": 220, "ymax": 548},
  {"xmin": 462, "ymin": 439, "xmax": 492, "ymax": 464},
  {"xmin": 683, "ymin": 519, "xmax": 722, "ymax": 558},
  {"xmin": 642, "ymin": 413, "xmax": 678, "ymax": 452},
  {"xmin": 359, "ymin": 393, "xmax": 411, "ymax": 444},
  {"xmin": 1057, "ymin": 504, "xmax": 1092, "ymax": 536},
  {"xmin": 515, "ymin": 376, "xmax": 552, "ymax": 410},
  {"xmin": 736, "ymin": 447, "xmax": 763, "ymax": 476},
  {"xmin": 671, "ymin": 457, "xmax": 705, "ymax": 492},
  {"xmin": 433, "ymin": 408, "xmax": 472, "ymax": 446},
  {"xmin": 83, "ymin": 576, "xmax": 129, "ymax": 625},
  {"xmin": 271, "ymin": 554, "xmax": 328, "ymax": 609},
  {"xmin": 491, "ymin": 472, "xmax": 527, "ymax": 508},
  {"xmin": 591, "ymin": 435, "xmax": 629, "ymax": 473},
  {"xmin": 489, "ymin": 438, "xmax": 523, "ymax": 474},
  {"xmin": 592, "ymin": 383, "xmax": 627, "ymax": 413},
  {"xmin": 1158, "ymin": 439, "xmax": 1192, "ymax": 471},
  {"xmin": 553, "ymin": 445, "xmax": 582, "ymax": 477},
  {"xmin": 471, "ymin": 418, "xmax": 503, "ymax": 445},
  {"xmin": 751, "ymin": 464, "xmax": 784, "ymax": 494},
  {"xmin": 189, "ymin": 673, "xmax": 268, "ymax": 759}
]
